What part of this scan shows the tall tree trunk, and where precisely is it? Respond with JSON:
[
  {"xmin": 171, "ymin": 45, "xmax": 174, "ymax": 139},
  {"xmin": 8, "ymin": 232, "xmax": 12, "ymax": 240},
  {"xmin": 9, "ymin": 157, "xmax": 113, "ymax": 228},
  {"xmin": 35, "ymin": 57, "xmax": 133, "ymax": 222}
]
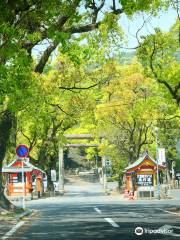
[
  {"xmin": 38, "ymin": 127, "xmax": 49, "ymax": 168},
  {"xmin": 38, "ymin": 126, "xmax": 57, "ymax": 193},
  {"xmin": 0, "ymin": 110, "xmax": 14, "ymax": 210},
  {"xmin": 38, "ymin": 120, "xmax": 64, "ymax": 193},
  {"xmin": 10, "ymin": 113, "xmax": 17, "ymax": 148},
  {"xmin": 46, "ymin": 156, "xmax": 56, "ymax": 193}
]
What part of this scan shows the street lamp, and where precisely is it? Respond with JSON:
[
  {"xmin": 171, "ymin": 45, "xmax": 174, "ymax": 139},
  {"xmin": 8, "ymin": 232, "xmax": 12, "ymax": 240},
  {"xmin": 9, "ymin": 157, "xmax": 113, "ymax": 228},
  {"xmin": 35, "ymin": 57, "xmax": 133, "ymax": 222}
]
[{"xmin": 155, "ymin": 127, "xmax": 160, "ymax": 200}]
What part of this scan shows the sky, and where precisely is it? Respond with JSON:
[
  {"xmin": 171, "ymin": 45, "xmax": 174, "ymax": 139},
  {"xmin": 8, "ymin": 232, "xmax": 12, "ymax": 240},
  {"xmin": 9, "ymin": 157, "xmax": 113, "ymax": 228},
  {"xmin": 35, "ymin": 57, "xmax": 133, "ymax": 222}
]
[
  {"xmin": 119, "ymin": 7, "xmax": 177, "ymax": 48},
  {"xmin": 32, "ymin": 7, "xmax": 177, "ymax": 58}
]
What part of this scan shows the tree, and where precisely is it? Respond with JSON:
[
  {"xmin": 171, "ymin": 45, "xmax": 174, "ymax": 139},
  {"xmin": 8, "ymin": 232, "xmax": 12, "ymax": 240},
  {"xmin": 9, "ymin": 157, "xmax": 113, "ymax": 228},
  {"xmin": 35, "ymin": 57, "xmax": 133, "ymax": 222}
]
[
  {"xmin": 0, "ymin": 110, "xmax": 14, "ymax": 209},
  {"xmin": 0, "ymin": 54, "xmax": 39, "ymax": 209},
  {"xmin": 95, "ymin": 60, "xmax": 167, "ymax": 165},
  {"xmin": 14, "ymin": 47, "xmax": 110, "ymax": 190},
  {"xmin": 0, "ymin": 0, "xmax": 173, "ymax": 209},
  {"xmin": 158, "ymin": 117, "xmax": 180, "ymax": 176},
  {"xmin": 137, "ymin": 20, "xmax": 180, "ymax": 105}
]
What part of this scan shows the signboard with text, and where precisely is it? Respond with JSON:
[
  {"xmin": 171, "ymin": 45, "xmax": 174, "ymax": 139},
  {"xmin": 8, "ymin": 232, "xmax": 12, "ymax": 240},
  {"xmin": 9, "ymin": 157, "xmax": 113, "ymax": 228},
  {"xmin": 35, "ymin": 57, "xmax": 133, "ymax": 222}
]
[
  {"xmin": 158, "ymin": 148, "xmax": 166, "ymax": 165},
  {"xmin": 137, "ymin": 174, "xmax": 153, "ymax": 186},
  {"xmin": 51, "ymin": 170, "xmax": 56, "ymax": 182}
]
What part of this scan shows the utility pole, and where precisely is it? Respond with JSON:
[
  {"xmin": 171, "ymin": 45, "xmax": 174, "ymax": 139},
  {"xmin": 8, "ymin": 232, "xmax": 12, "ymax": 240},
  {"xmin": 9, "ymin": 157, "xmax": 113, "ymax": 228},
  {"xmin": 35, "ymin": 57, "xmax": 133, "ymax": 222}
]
[
  {"xmin": 172, "ymin": 161, "xmax": 176, "ymax": 188},
  {"xmin": 101, "ymin": 137, "xmax": 107, "ymax": 191},
  {"xmin": 58, "ymin": 147, "xmax": 64, "ymax": 194},
  {"xmin": 155, "ymin": 127, "xmax": 160, "ymax": 200},
  {"xmin": 102, "ymin": 155, "xmax": 107, "ymax": 190}
]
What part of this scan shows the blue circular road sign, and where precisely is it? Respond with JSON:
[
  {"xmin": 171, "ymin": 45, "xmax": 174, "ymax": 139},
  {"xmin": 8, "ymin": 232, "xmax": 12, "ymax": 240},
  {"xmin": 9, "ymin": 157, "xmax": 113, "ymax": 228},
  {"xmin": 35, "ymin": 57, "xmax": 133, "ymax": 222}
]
[{"xmin": 16, "ymin": 144, "xmax": 29, "ymax": 158}]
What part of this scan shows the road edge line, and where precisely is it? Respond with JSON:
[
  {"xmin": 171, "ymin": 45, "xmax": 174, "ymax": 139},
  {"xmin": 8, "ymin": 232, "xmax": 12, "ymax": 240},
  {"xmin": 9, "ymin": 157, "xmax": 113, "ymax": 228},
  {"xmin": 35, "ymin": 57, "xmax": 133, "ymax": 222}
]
[
  {"xmin": 1, "ymin": 221, "xmax": 25, "ymax": 240},
  {"xmin": 156, "ymin": 208, "xmax": 180, "ymax": 216}
]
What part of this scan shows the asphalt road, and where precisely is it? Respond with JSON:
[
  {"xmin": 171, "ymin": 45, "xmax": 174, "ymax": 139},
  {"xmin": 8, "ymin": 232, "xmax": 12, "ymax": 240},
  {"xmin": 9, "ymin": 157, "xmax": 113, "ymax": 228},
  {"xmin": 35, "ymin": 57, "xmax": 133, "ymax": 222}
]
[
  {"xmin": 11, "ymin": 200, "xmax": 180, "ymax": 240},
  {"xmin": 7, "ymin": 175, "xmax": 180, "ymax": 240}
]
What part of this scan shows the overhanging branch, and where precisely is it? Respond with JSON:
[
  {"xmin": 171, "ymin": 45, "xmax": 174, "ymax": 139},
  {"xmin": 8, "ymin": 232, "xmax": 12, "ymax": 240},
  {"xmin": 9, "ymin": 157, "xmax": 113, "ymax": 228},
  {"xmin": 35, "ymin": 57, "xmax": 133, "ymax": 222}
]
[
  {"xmin": 48, "ymin": 103, "xmax": 71, "ymax": 116},
  {"xmin": 34, "ymin": 2, "xmax": 124, "ymax": 74},
  {"xmin": 34, "ymin": 42, "xmax": 58, "ymax": 73},
  {"xmin": 59, "ymin": 82, "xmax": 100, "ymax": 91},
  {"xmin": 149, "ymin": 37, "xmax": 180, "ymax": 105}
]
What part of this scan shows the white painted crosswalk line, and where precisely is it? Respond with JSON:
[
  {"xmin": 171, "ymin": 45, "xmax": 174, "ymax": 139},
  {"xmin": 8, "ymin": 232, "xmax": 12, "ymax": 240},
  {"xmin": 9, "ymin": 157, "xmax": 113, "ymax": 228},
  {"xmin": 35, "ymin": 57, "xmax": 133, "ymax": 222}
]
[{"xmin": 104, "ymin": 218, "xmax": 119, "ymax": 228}]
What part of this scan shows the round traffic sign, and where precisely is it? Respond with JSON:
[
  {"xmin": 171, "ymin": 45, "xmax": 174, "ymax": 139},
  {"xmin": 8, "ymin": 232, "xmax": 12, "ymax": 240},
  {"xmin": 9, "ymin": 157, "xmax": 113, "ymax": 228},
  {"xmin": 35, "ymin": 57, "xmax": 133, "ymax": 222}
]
[{"xmin": 16, "ymin": 144, "xmax": 29, "ymax": 158}]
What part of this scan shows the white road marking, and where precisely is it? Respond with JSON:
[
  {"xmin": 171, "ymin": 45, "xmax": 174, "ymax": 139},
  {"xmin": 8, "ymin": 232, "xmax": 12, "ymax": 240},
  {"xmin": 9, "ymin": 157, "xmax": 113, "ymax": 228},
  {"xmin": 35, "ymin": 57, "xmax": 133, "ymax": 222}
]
[
  {"xmin": 31, "ymin": 233, "xmax": 48, "ymax": 235},
  {"xmin": 158, "ymin": 224, "xmax": 173, "ymax": 231},
  {"xmin": 170, "ymin": 233, "xmax": 180, "ymax": 237},
  {"xmin": 94, "ymin": 207, "xmax": 102, "ymax": 214},
  {"xmin": 2, "ymin": 221, "xmax": 25, "ymax": 240},
  {"xmin": 158, "ymin": 224, "xmax": 180, "ymax": 237},
  {"xmin": 159, "ymin": 224, "xmax": 180, "ymax": 230},
  {"xmin": 156, "ymin": 208, "xmax": 180, "ymax": 216},
  {"xmin": 104, "ymin": 218, "xmax": 119, "ymax": 228},
  {"xmin": 172, "ymin": 226, "xmax": 180, "ymax": 229}
]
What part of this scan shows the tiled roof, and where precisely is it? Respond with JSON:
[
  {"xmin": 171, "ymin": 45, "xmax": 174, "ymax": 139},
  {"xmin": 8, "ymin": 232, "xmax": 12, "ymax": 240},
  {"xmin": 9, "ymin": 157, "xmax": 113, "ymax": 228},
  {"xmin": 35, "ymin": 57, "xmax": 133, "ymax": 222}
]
[
  {"xmin": 2, "ymin": 158, "xmax": 45, "ymax": 173},
  {"xmin": 125, "ymin": 153, "xmax": 164, "ymax": 171},
  {"xmin": 2, "ymin": 167, "xmax": 32, "ymax": 173}
]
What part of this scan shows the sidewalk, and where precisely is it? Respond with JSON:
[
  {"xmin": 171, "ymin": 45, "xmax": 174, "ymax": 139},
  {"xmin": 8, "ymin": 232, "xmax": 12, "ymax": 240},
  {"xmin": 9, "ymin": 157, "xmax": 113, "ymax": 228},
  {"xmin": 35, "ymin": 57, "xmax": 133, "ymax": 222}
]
[
  {"xmin": 0, "ymin": 208, "xmax": 17, "ymax": 238},
  {"xmin": 0, "ymin": 207, "xmax": 32, "ymax": 239},
  {"xmin": 168, "ymin": 188, "xmax": 180, "ymax": 200}
]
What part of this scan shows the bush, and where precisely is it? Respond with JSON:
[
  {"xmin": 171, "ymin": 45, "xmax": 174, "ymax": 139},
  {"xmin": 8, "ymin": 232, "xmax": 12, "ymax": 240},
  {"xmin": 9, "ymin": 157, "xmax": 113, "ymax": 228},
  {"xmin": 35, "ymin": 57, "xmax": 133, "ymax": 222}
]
[{"xmin": 107, "ymin": 175, "xmax": 119, "ymax": 182}]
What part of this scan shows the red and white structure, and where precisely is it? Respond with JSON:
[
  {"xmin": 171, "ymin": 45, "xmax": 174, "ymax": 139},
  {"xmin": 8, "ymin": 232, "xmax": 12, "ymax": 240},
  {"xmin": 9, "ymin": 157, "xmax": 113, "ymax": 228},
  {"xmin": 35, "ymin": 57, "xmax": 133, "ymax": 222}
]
[{"xmin": 2, "ymin": 158, "xmax": 45, "ymax": 199}]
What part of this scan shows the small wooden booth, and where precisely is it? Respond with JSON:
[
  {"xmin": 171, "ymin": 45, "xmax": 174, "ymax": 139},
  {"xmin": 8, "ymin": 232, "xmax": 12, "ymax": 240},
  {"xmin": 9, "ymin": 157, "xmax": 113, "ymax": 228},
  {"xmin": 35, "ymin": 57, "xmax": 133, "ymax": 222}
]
[
  {"xmin": 2, "ymin": 158, "xmax": 45, "ymax": 199},
  {"xmin": 124, "ymin": 153, "xmax": 166, "ymax": 198}
]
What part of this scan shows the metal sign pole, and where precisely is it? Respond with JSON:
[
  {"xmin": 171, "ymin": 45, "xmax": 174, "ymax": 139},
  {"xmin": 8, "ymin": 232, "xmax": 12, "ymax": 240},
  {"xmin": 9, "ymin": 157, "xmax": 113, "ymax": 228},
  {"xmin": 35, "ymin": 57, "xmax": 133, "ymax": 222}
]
[
  {"xmin": 16, "ymin": 145, "xmax": 29, "ymax": 209},
  {"xmin": 21, "ymin": 159, "xmax": 25, "ymax": 209}
]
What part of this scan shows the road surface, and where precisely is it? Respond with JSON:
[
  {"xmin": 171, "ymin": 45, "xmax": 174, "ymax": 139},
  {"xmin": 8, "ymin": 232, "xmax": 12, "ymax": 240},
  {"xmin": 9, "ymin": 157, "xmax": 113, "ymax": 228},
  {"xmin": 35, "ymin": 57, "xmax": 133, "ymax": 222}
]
[{"xmin": 6, "ymin": 174, "xmax": 180, "ymax": 239}]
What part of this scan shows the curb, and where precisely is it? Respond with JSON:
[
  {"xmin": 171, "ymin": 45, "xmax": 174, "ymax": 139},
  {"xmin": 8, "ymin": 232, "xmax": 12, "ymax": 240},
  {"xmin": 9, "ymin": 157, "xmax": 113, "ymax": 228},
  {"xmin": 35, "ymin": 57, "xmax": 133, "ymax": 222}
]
[
  {"xmin": 1, "ymin": 209, "xmax": 36, "ymax": 240},
  {"xmin": 16, "ymin": 209, "xmax": 34, "ymax": 221}
]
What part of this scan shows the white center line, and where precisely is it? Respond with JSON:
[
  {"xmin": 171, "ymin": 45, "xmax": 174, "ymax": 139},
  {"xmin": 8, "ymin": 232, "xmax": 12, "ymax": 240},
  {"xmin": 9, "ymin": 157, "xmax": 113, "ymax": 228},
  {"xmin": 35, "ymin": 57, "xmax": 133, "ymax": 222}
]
[
  {"xmin": 94, "ymin": 207, "xmax": 102, "ymax": 214},
  {"xmin": 104, "ymin": 218, "xmax": 119, "ymax": 228},
  {"xmin": 2, "ymin": 221, "xmax": 25, "ymax": 240}
]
